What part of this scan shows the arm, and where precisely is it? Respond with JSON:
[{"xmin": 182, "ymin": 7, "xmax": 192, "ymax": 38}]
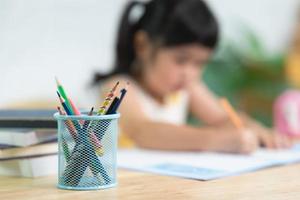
[
  {"xmin": 188, "ymin": 81, "xmax": 292, "ymax": 148},
  {"xmin": 102, "ymin": 78, "xmax": 257, "ymax": 153},
  {"xmin": 187, "ymin": 81, "xmax": 228, "ymax": 126}
]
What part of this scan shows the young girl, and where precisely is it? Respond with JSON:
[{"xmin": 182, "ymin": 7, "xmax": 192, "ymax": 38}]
[{"xmin": 94, "ymin": 0, "xmax": 292, "ymax": 153}]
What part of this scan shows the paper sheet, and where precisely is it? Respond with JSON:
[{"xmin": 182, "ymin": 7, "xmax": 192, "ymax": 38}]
[{"xmin": 117, "ymin": 144, "xmax": 300, "ymax": 180}]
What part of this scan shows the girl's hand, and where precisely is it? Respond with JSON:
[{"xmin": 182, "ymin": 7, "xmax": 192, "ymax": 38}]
[
  {"xmin": 212, "ymin": 127, "xmax": 259, "ymax": 154},
  {"xmin": 250, "ymin": 122, "xmax": 293, "ymax": 149},
  {"xmin": 239, "ymin": 113, "xmax": 293, "ymax": 149}
]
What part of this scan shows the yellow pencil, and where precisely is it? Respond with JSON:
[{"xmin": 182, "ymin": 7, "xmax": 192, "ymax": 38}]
[
  {"xmin": 97, "ymin": 81, "xmax": 119, "ymax": 115},
  {"xmin": 220, "ymin": 98, "xmax": 244, "ymax": 130}
]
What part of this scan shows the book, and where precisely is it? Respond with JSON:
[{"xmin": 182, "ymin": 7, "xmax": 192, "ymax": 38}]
[
  {"xmin": 0, "ymin": 109, "xmax": 57, "ymax": 129},
  {"xmin": 0, "ymin": 144, "xmax": 15, "ymax": 149},
  {"xmin": 118, "ymin": 144, "xmax": 300, "ymax": 180},
  {"xmin": 0, "ymin": 142, "xmax": 58, "ymax": 160},
  {"xmin": 0, "ymin": 154, "xmax": 57, "ymax": 177},
  {"xmin": 0, "ymin": 129, "xmax": 57, "ymax": 147}
]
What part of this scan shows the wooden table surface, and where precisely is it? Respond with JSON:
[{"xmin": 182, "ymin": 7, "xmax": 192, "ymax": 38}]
[{"xmin": 1, "ymin": 164, "xmax": 300, "ymax": 200}]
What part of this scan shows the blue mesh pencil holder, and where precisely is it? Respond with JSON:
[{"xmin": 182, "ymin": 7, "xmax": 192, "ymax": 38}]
[{"xmin": 54, "ymin": 112, "xmax": 120, "ymax": 190}]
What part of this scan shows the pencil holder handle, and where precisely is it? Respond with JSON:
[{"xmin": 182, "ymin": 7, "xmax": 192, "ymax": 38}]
[{"xmin": 54, "ymin": 112, "xmax": 120, "ymax": 190}]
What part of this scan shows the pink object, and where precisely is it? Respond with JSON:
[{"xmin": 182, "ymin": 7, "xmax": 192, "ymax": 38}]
[{"xmin": 274, "ymin": 90, "xmax": 300, "ymax": 137}]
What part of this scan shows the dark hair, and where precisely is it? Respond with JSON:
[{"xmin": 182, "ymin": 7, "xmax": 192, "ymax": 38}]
[{"xmin": 94, "ymin": 0, "xmax": 219, "ymax": 83}]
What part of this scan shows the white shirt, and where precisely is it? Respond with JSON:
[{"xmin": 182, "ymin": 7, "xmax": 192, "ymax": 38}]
[{"xmin": 134, "ymin": 83, "xmax": 189, "ymax": 125}]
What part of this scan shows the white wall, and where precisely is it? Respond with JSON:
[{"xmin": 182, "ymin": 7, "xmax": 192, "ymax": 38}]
[
  {"xmin": 0, "ymin": 0, "xmax": 127, "ymax": 107},
  {"xmin": 0, "ymin": 0, "xmax": 299, "ymax": 108},
  {"xmin": 207, "ymin": 0, "xmax": 300, "ymax": 53}
]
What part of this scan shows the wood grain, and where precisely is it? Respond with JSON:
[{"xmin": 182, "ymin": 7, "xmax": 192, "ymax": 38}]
[{"xmin": 1, "ymin": 165, "xmax": 300, "ymax": 200}]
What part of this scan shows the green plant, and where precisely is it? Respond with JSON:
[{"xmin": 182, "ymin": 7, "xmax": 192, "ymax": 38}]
[{"xmin": 201, "ymin": 26, "xmax": 288, "ymax": 127}]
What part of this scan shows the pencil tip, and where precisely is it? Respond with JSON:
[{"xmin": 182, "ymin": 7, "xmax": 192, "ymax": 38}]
[
  {"xmin": 55, "ymin": 76, "xmax": 60, "ymax": 86},
  {"xmin": 111, "ymin": 81, "xmax": 120, "ymax": 92},
  {"xmin": 57, "ymin": 106, "xmax": 62, "ymax": 114}
]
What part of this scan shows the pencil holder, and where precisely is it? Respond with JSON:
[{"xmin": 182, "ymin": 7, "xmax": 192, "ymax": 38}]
[{"xmin": 54, "ymin": 112, "xmax": 120, "ymax": 190}]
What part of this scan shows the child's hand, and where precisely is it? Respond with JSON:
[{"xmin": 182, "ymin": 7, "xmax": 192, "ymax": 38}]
[
  {"xmin": 239, "ymin": 113, "xmax": 293, "ymax": 149},
  {"xmin": 250, "ymin": 123, "xmax": 293, "ymax": 149},
  {"xmin": 213, "ymin": 128, "xmax": 259, "ymax": 154},
  {"xmin": 237, "ymin": 129, "xmax": 260, "ymax": 154}
]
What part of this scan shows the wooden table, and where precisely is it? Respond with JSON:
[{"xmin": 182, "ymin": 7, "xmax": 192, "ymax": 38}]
[{"xmin": 1, "ymin": 164, "xmax": 300, "ymax": 200}]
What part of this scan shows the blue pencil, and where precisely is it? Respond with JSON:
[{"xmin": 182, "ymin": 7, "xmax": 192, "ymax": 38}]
[
  {"xmin": 110, "ymin": 88, "xmax": 127, "ymax": 113},
  {"xmin": 106, "ymin": 82, "xmax": 129, "ymax": 114},
  {"xmin": 57, "ymin": 91, "xmax": 72, "ymax": 115},
  {"xmin": 106, "ymin": 97, "xmax": 120, "ymax": 114}
]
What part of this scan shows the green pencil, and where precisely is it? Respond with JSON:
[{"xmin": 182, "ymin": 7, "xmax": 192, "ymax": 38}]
[
  {"xmin": 62, "ymin": 137, "xmax": 70, "ymax": 162},
  {"xmin": 55, "ymin": 77, "xmax": 73, "ymax": 114}
]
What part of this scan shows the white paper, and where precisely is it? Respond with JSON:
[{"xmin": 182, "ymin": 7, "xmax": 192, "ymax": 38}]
[{"xmin": 117, "ymin": 144, "xmax": 300, "ymax": 180}]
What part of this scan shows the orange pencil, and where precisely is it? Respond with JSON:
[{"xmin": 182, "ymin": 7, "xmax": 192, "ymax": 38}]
[
  {"xmin": 220, "ymin": 98, "xmax": 244, "ymax": 130},
  {"xmin": 57, "ymin": 106, "xmax": 77, "ymax": 140}
]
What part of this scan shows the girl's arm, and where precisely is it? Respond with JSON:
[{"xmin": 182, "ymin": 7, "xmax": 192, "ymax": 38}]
[
  {"xmin": 188, "ymin": 81, "xmax": 292, "ymax": 148},
  {"xmin": 187, "ymin": 81, "xmax": 228, "ymax": 126},
  {"xmin": 102, "ymin": 78, "xmax": 258, "ymax": 153}
]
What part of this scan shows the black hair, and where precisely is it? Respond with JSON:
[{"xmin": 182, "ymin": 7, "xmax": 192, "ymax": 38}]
[{"xmin": 93, "ymin": 0, "xmax": 219, "ymax": 83}]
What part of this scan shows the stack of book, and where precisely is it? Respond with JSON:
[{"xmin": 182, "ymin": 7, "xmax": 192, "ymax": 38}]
[{"xmin": 0, "ymin": 109, "xmax": 58, "ymax": 177}]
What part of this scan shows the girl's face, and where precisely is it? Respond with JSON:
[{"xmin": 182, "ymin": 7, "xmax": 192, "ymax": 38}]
[{"xmin": 141, "ymin": 44, "xmax": 213, "ymax": 97}]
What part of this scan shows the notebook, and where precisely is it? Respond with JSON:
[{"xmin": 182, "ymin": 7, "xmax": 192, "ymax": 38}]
[
  {"xmin": 0, "ymin": 109, "xmax": 57, "ymax": 128},
  {"xmin": 0, "ymin": 142, "xmax": 58, "ymax": 161},
  {"xmin": 0, "ymin": 129, "xmax": 57, "ymax": 147},
  {"xmin": 0, "ymin": 154, "xmax": 58, "ymax": 177},
  {"xmin": 118, "ymin": 144, "xmax": 300, "ymax": 180}
]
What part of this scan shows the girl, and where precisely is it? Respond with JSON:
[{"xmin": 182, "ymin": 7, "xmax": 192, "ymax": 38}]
[{"xmin": 94, "ymin": 0, "xmax": 292, "ymax": 153}]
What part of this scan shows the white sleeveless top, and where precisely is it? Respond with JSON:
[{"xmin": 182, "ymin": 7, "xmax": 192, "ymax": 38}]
[
  {"xmin": 134, "ymin": 84, "xmax": 189, "ymax": 125},
  {"xmin": 100, "ymin": 76, "xmax": 190, "ymax": 147}
]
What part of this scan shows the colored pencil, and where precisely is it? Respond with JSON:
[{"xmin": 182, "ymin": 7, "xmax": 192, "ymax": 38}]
[
  {"xmin": 57, "ymin": 106, "xmax": 77, "ymax": 141},
  {"xmin": 106, "ymin": 97, "xmax": 120, "ymax": 114},
  {"xmin": 81, "ymin": 107, "xmax": 94, "ymax": 130},
  {"xmin": 97, "ymin": 82, "xmax": 119, "ymax": 115},
  {"xmin": 109, "ymin": 82, "xmax": 129, "ymax": 114},
  {"xmin": 55, "ymin": 77, "xmax": 73, "ymax": 112},
  {"xmin": 57, "ymin": 91, "xmax": 73, "ymax": 115},
  {"xmin": 69, "ymin": 98, "xmax": 81, "ymax": 116},
  {"xmin": 220, "ymin": 98, "xmax": 244, "ymax": 130}
]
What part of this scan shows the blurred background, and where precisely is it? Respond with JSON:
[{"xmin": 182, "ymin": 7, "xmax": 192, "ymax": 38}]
[{"xmin": 1, "ymin": 0, "xmax": 300, "ymax": 127}]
